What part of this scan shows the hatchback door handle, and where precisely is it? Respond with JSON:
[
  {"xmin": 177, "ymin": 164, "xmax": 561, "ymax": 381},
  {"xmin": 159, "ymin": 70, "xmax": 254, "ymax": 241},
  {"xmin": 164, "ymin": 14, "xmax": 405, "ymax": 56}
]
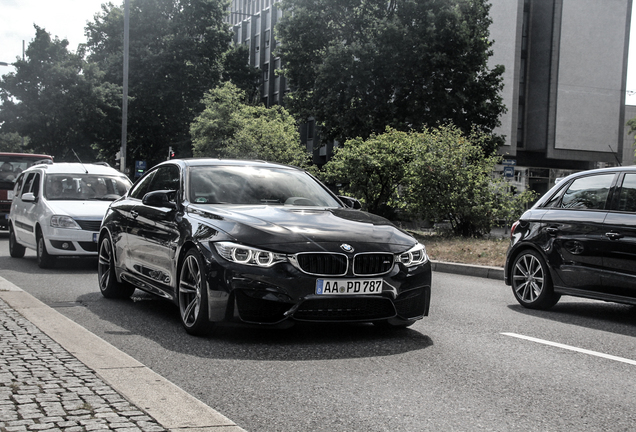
[
  {"xmin": 606, "ymin": 232, "xmax": 624, "ymax": 240},
  {"xmin": 546, "ymin": 227, "xmax": 559, "ymax": 235},
  {"xmin": 131, "ymin": 210, "xmax": 139, "ymax": 219}
]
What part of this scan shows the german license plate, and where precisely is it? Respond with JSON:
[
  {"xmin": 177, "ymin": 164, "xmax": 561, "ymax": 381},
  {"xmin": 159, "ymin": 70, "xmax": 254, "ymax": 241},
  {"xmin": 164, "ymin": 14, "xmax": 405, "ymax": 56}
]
[
  {"xmin": 316, "ymin": 278, "xmax": 383, "ymax": 295},
  {"xmin": 93, "ymin": 233, "xmax": 98, "ymax": 243}
]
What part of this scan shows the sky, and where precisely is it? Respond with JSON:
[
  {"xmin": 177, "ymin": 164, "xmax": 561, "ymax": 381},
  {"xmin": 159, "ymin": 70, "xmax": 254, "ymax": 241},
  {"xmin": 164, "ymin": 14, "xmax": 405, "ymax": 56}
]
[{"xmin": 2, "ymin": 0, "xmax": 636, "ymax": 103}]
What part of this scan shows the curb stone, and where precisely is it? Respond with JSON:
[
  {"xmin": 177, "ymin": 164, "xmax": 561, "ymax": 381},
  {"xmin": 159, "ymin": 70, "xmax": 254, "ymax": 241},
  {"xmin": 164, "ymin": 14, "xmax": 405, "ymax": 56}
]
[
  {"xmin": 432, "ymin": 261, "xmax": 505, "ymax": 281},
  {"xmin": 0, "ymin": 276, "xmax": 247, "ymax": 432}
]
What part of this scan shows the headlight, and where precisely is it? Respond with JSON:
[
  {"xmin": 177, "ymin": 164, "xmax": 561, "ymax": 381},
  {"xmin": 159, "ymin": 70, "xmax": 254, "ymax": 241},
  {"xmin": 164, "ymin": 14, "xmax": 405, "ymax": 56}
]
[
  {"xmin": 213, "ymin": 242, "xmax": 287, "ymax": 267},
  {"xmin": 397, "ymin": 243, "xmax": 429, "ymax": 267},
  {"xmin": 50, "ymin": 215, "xmax": 81, "ymax": 229}
]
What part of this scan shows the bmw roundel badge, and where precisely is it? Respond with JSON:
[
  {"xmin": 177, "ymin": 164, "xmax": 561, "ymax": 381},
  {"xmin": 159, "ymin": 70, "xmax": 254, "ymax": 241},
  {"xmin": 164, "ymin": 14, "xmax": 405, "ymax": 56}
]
[{"xmin": 340, "ymin": 243, "xmax": 354, "ymax": 253}]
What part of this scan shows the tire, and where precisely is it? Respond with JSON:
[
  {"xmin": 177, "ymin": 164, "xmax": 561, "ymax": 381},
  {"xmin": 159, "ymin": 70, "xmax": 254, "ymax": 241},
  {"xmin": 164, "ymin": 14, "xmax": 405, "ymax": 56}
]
[
  {"xmin": 97, "ymin": 234, "xmax": 135, "ymax": 299},
  {"xmin": 178, "ymin": 249, "xmax": 213, "ymax": 336},
  {"xmin": 36, "ymin": 231, "xmax": 56, "ymax": 269},
  {"xmin": 9, "ymin": 225, "xmax": 26, "ymax": 258},
  {"xmin": 511, "ymin": 249, "xmax": 561, "ymax": 310}
]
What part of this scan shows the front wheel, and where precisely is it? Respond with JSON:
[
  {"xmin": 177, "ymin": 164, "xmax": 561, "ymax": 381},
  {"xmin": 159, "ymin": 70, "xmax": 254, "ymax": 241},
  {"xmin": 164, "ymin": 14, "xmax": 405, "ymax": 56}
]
[
  {"xmin": 511, "ymin": 250, "xmax": 560, "ymax": 310},
  {"xmin": 178, "ymin": 249, "xmax": 213, "ymax": 336},
  {"xmin": 36, "ymin": 232, "xmax": 56, "ymax": 269},
  {"xmin": 9, "ymin": 225, "xmax": 25, "ymax": 258},
  {"xmin": 98, "ymin": 234, "xmax": 135, "ymax": 299}
]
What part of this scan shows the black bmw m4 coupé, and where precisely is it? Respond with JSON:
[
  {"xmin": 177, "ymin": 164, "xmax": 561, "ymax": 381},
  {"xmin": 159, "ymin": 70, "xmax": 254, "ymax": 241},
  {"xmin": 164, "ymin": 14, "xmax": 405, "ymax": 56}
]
[{"xmin": 98, "ymin": 159, "xmax": 431, "ymax": 335}]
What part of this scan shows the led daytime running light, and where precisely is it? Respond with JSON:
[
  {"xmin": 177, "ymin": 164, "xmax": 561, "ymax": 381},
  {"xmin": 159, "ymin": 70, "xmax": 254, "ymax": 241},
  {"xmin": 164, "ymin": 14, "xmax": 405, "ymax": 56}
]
[
  {"xmin": 397, "ymin": 243, "xmax": 428, "ymax": 267},
  {"xmin": 214, "ymin": 242, "xmax": 286, "ymax": 268}
]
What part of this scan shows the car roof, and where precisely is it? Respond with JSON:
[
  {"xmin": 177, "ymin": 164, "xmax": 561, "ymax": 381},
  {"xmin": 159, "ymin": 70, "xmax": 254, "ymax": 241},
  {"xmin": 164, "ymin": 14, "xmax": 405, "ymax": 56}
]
[
  {"xmin": 22, "ymin": 162, "xmax": 126, "ymax": 176},
  {"xmin": 164, "ymin": 158, "xmax": 304, "ymax": 171},
  {"xmin": 558, "ymin": 165, "xmax": 636, "ymax": 182}
]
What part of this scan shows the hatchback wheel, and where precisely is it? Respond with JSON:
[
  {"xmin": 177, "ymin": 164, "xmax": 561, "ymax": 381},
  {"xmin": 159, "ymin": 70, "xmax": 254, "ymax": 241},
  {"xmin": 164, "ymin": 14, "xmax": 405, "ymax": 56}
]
[
  {"xmin": 178, "ymin": 249, "xmax": 213, "ymax": 336},
  {"xmin": 98, "ymin": 235, "xmax": 135, "ymax": 298},
  {"xmin": 9, "ymin": 225, "xmax": 26, "ymax": 258},
  {"xmin": 511, "ymin": 250, "xmax": 560, "ymax": 309},
  {"xmin": 36, "ymin": 231, "xmax": 56, "ymax": 268}
]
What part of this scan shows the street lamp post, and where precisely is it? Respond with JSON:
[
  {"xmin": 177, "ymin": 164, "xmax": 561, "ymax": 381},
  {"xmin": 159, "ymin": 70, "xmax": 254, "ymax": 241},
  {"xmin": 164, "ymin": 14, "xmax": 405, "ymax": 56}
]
[{"xmin": 120, "ymin": 0, "xmax": 130, "ymax": 174}]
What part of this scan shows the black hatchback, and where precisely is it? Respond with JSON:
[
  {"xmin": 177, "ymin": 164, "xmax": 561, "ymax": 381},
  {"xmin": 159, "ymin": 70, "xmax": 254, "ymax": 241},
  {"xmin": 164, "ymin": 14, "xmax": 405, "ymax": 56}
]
[
  {"xmin": 98, "ymin": 159, "xmax": 431, "ymax": 335},
  {"xmin": 505, "ymin": 166, "xmax": 636, "ymax": 309}
]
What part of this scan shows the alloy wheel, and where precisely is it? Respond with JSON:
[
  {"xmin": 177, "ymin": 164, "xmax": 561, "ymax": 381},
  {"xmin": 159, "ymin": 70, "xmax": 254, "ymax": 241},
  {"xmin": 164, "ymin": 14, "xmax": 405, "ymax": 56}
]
[
  {"xmin": 512, "ymin": 253, "xmax": 544, "ymax": 303},
  {"xmin": 179, "ymin": 254, "xmax": 203, "ymax": 328},
  {"xmin": 98, "ymin": 237, "xmax": 112, "ymax": 291}
]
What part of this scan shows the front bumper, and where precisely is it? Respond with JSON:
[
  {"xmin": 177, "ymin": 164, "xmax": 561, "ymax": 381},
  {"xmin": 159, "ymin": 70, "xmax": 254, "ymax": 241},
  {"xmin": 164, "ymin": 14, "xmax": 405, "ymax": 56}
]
[
  {"xmin": 205, "ymin": 257, "xmax": 432, "ymax": 325},
  {"xmin": 43, "ymin": 228, "xmax": 99, "ymax": 255}
]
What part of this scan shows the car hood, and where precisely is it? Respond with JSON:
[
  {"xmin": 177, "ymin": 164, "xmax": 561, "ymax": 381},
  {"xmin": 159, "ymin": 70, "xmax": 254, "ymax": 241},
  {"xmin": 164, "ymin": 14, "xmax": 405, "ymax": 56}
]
[
  {"xmin": 187, "ymin": 204, "xmax": 416, "ymax": 252},
  {"xmin": 46, "ymin": 200, "xmax": 112, "ymax": 219}
]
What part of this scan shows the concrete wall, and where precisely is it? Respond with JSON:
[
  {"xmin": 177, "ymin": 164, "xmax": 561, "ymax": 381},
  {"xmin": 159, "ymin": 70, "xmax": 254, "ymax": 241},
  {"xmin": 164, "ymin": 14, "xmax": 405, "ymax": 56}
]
[
  {"xmin": 489, "ymin": 0, "xmax": 524, "ymax": 154},
  {"xmin": 552, "ymin": 0, "xmax": 631, "ymax": 159}
]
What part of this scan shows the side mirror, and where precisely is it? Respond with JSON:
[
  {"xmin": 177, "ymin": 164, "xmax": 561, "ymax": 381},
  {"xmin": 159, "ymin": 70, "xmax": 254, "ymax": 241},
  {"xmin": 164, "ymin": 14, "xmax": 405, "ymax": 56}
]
[
  {"xmin": 142, "ymin": 190, "xmax": 177, "ymax": 209},
  {"xmin": 21, "ymin": 192, "xmax": 36, "ymax": 203},
  {"xmin": 338, "ymin": 195, "xmax": 362, "ymax": 210}
]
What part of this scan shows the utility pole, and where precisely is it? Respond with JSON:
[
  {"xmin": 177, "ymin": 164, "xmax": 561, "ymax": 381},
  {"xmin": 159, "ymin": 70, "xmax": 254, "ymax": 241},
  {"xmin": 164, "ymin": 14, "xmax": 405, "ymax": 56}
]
[{"xmin": 120, "ymin": 0, "xmax": 130, "ymax": 174}]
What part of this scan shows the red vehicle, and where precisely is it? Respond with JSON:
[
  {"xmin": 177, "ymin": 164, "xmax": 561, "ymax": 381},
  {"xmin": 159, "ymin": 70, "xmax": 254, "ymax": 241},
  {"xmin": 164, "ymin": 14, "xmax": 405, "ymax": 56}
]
[{"xmin": 0, "ymin": 153, "xmax": 53, "ymax": 229}]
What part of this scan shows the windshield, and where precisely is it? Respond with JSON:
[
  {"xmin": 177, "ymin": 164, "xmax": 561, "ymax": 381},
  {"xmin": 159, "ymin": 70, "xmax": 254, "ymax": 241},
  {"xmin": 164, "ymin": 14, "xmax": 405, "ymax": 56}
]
[
  {"xmin": 189, "ymin": 166, "xmax": 341, "ymax": 207},
  {"xmin": 45, "ymin": 174, "xmax": 132, "ymax": 201},
  {"xmin": 0, "ymin": 154, "xmax": 52, "ymax": 189}
]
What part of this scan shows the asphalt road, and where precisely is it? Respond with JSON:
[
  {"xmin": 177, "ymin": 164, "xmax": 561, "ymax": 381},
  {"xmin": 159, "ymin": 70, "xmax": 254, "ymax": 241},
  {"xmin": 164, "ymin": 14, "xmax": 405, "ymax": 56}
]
[{"xmin": 2, "ymin": 231, "xmax": 636, "ymax": 431}]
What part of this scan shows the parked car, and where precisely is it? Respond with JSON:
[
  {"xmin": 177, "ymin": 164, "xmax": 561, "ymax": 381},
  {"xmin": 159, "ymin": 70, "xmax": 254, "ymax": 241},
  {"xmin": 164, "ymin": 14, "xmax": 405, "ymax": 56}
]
[
  {"xmin": 505, "ymin": 166, "xmax": 636, "ymax": 309},
  {"xmin": 97, "ymin": 159, "xmax": 432, "ymax": 335},
  {"xmin": 8, "ymin": 162, "xmax": 133, "ymax": 268}
]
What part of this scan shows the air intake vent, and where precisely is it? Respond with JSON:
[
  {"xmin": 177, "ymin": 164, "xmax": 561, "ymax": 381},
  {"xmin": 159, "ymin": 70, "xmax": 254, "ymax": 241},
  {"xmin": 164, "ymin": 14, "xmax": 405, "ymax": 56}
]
[
  {"xmin": 294, "ymin": 253, "xmax": 348, "ymax": 276},
  {"xmin": 353, "ymin": 253, "xmax": 394, "ymax": 275}
]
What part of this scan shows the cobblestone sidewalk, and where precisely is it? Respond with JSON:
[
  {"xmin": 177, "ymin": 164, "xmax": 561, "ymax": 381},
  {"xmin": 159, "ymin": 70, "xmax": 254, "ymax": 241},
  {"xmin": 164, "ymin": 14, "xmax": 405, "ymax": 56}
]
[{"xmin": 0, "ymin": 298, "xmax": 167, "ymax": 432}]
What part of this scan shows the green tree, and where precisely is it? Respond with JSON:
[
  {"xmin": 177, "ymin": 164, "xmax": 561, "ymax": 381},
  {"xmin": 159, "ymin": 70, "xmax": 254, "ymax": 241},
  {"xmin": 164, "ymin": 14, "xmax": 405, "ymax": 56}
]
[
  {"xmin": 191, "ymin": 82, "xmax": 310, "ymax": 167},
  {"xmin": 404, "ymin": 126, "xmax": 532, "ymax": 237},
  {"xmin": 321, "ymin": 128, "xmax": 415, "ymax": 217},
  {"xmin": 276, "ymin": 0, "xmax": 505, "ymax": 151},
  {"xmin": 0, "ymin": 133, "xmax": 26, "ymax": 153},
  {"xmin": 0, "ymin": 26, "xmax": 121, "ymax": 161},
  {"xmin": 627, "ymin": 117, "xmax": 636, "ymax": 158},
  {"xmin": 85, "ymin": 0, "xmax": 250, "ymax": 167}
]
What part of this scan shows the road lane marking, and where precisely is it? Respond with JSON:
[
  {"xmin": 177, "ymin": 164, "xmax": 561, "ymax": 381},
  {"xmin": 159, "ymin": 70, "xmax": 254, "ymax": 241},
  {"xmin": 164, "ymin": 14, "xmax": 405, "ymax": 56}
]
[{"xmin": 501, "ymin": 332, "xmax": 636, "ymax": 366}]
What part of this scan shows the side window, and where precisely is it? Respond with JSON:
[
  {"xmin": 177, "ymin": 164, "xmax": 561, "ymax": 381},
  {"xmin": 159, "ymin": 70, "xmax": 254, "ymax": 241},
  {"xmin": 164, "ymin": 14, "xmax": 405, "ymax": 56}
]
[
  {"xmin": 129, "ymin": 170, "xmax": 156, "ymax": 200},
  {"xmin": 543, "ymin": 183, "xmax": 569, "ymax": 208},
  {"xmin": 21, "ymin": 173, "xmax": 36, "ymax": 197},
  {"xmin": 148, "ymin": 165, "xmax": 180, "ymax": 192},
  {"xmin": 31, "ymin": 173, "xmax": 41, "ymax": 198},
  {"xmin": 616, "ymin": 173, "xmax": 636, "ymax": 213},
  {"xmin": 559, "ymin": 174, "xmax": 615, "ymax": 210}
]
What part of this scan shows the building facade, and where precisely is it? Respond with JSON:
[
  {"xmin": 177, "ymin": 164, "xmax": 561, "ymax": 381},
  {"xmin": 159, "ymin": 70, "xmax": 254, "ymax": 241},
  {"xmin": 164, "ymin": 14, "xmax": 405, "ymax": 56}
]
[
  {"xmin": 227, "ymin": 0, "xmax": 633, "ymax": 190},
  {"xmin": 491, "ymin": 0, "xmax": 633, "ymax": 193}
]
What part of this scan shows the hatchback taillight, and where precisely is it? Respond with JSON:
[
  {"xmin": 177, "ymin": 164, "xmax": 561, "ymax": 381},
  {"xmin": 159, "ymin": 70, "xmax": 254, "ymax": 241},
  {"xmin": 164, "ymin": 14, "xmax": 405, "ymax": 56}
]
[{"xmin": 510, "ymin": 220, "xmax": 520, "ymax": 239}]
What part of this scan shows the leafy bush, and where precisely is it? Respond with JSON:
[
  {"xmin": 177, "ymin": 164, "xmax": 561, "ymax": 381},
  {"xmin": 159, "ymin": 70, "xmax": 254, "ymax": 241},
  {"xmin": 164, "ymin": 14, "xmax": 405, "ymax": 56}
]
[
  {"xmin": 322, "ymin": 126, "xmax": 536, "ymax": 237},
  {"xmin": 321, "ymin": 128, "xmax": 415, "ymax": 217}
]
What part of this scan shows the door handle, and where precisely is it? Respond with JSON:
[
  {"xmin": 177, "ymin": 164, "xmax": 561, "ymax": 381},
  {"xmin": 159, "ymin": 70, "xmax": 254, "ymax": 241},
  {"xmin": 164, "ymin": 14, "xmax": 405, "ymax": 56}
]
[
  {"xmin": 606, "ymin": 232, "xmax": 624, "ymax": 240},
  {"xmin": 131, "ymin": 210, "xmax": 139, "ymax": 219},
  {"xmin": 546, "ymin": 227, "xmax": 559, "ymax": 235}
]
